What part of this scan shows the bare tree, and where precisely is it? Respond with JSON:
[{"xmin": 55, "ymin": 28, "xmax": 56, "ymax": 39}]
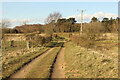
[
  {"xmin": 0, "ymin": 19, "xmax": 11, "ymax": 51},
  {"xmin": 0, "ymin": 19, "xmax": 11, "ymax": 41},
  {"xmin": 1, "ymin": 19, "xmax": 11, "ymax": 29},
  {"xmin": 45, "ymin": 12, "xmax": 62, "ymax": 36},
  {"xmin": 1, "ymin": 19, "xmax": 11, "ymax": 37},
  {"xmin": 45, "ymin": 12, "xmax": 62, "ymax": 24}
]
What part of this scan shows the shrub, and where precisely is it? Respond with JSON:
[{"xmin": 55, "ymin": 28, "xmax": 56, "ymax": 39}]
[
  {"xmin": 10, "ymin": 29, "xmax": 19, "ymax": 33},
  {"xmin": 71, "ymin": 22, "xmax": 103, "ymax": 48},
  {"xmin": 30, "ymin": 35, "xmax": 45, "ymax": 47},
  {"xmin": 25, "ymin": 34, "xmax": 53, "ymax": 48},
  {"xmin": 71, "ymin": 34, "xmax": 95, "ymax": 48}
]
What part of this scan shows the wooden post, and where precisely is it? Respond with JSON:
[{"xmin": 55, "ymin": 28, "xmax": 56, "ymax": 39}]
[
  {"xmin": 27, "ymin": 41, "xmax": 30, "ymax": 49},
  {"xmin": 10, "ymin": 40, "xmax": 14, "ymax": 47},
  {"xmin": 0, "ymin": 40, "xmax": 2, "ymax": 48}
]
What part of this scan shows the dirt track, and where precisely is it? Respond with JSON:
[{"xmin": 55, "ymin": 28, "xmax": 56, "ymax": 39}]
[
  {"xmin": 10, "ymin": 48, "xmax": 54, "ymax": 78},
  {"xmin": 10, "ymin": 42, "xmax": 66, "ymax": 78},
  {"xmin": 51, "ymin": 43, "xmax": 65, "ymax": 78}
]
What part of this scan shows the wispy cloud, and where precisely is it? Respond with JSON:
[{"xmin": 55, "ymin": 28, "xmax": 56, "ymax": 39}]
[
  {"xmin": 10, "ymin": 18, "xmax": 46, "ymax": 23},
  {"xmin": 8, "ymin": 17, "xmax": 46, "ymax": 28},
  {"xmin": 68, "ymin": 12, "xmax": 118, "ymax": 22}
]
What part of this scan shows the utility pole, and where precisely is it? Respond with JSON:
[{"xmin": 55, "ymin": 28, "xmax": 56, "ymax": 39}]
[
  {"xmin": 80, "ymin": 10, "xmax": 83, "ymax": 35},
  {"xmin": 77, "ymin": 9, "xmax": 86, "ymax": 35}
]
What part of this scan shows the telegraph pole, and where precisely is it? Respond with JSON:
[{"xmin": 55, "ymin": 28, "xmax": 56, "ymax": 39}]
[
  {"xmin": 77, "ymin": 9, "xmax": 86, "ymax": 35},
  {"xmin": 80, "ymin": 10, "xmax": 83, "ymax": 35}
]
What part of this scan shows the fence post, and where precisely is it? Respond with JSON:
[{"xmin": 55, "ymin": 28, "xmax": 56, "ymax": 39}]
[
  {"xmin": 10, "ymin": 40, "xmax": 14, "ymax": 47},
  {"xmin": 27, "ymin": 41, "xmax": 30, "ymax": 49}
]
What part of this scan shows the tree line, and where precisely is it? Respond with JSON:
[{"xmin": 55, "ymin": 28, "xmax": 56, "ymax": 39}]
[{"xmin": 1, "ymin": 12, "xmax": 119, "ymax": 35}]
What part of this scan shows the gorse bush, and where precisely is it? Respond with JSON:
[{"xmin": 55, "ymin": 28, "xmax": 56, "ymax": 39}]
[
  {"xmin": 31, "ymin": 35, "xmax": 52, "ymax": 47},
  {"xmin": 83, "ymin": 22, "xmax": 105, "ymax": 34},
  {"xmin": 25, "ymin": 33, "xmax": 52, "ymax": 47},
  {"xmin": 71, "ymin": 22, "xmax": 104, "ymax": 48},
  {"xmin": 71, "ymin": 34, "xmax": 95, "ymax": 48}
]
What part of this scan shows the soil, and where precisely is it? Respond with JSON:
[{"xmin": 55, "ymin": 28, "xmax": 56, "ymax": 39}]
[{"xmin": 51, "ymin": 43, "xmax": 65, "ymax": 78}]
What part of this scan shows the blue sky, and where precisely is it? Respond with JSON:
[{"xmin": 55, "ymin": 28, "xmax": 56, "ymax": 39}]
[{"xmin": 2, "ymin": 2, "xmax": 118, "ymax": 27}]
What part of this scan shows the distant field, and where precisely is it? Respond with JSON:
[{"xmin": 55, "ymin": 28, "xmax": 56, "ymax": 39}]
[{"xmin": 64, "ymin": 41, "xmax": 118, "ymax": 78}]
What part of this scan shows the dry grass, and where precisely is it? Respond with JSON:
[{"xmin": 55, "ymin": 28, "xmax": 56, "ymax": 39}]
[
  {"xmin": 64, "ymin": 42, "xmax": 118, "ymax": 78},
  {"xmin": 2, "ymin": 41, "xmax": 57, "ymax": 79},
  {"xmin": 2, "ymin": 41, "xmax": 27, "ymax": 55},
  {"xmin": 2, "ymin": 47, "xmax": 48, "ymax": 79}
]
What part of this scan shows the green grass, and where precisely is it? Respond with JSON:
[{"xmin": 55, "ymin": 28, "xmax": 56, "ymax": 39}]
[
  {"xmin": 46, "ymin": 41, "xmax": 57, "ymax": 48},
  {"xmin": 2, "ymin": 41, "xmax": 27, "ymax": 55},
  {"xmin": 64, "ymin": 42, "xmax": 118, "ymax": 78},
  {"xmin": 2, "ymin": 41, "xmax": 58, "ymax": 79},
  {"xmin": 56, "ymin": 33, "xmax": 70, "ymax": 40},
  {"xmin": 25, "ymin": 42, "xmax": 64, "ymax": 78},
  {"xmin": 2, "ymin": 47, "xmax": 48, "ymax": 79}
]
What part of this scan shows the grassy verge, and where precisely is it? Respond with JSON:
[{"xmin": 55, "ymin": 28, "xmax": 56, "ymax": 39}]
[
  {"xmin": 96, "ymin": 40, "xmax": 118, "ymax": 43},
  {"xmin": 2, "ymin": 41, "xmax": 57, "ymax": 79},
  {"xmin": 56, "ymin": 33, "xmax": 70, "ymax": 41},
  {"xmin": 25, "ymin": 42, "xmax": 64, "ymax": 78},
  {"xmin": 2, "ymin": 41, "xmax": 27, "ymax": 55},
  {"xmin": 64, "ymin": 42, "xmax": 118, "ymax": 78}
]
